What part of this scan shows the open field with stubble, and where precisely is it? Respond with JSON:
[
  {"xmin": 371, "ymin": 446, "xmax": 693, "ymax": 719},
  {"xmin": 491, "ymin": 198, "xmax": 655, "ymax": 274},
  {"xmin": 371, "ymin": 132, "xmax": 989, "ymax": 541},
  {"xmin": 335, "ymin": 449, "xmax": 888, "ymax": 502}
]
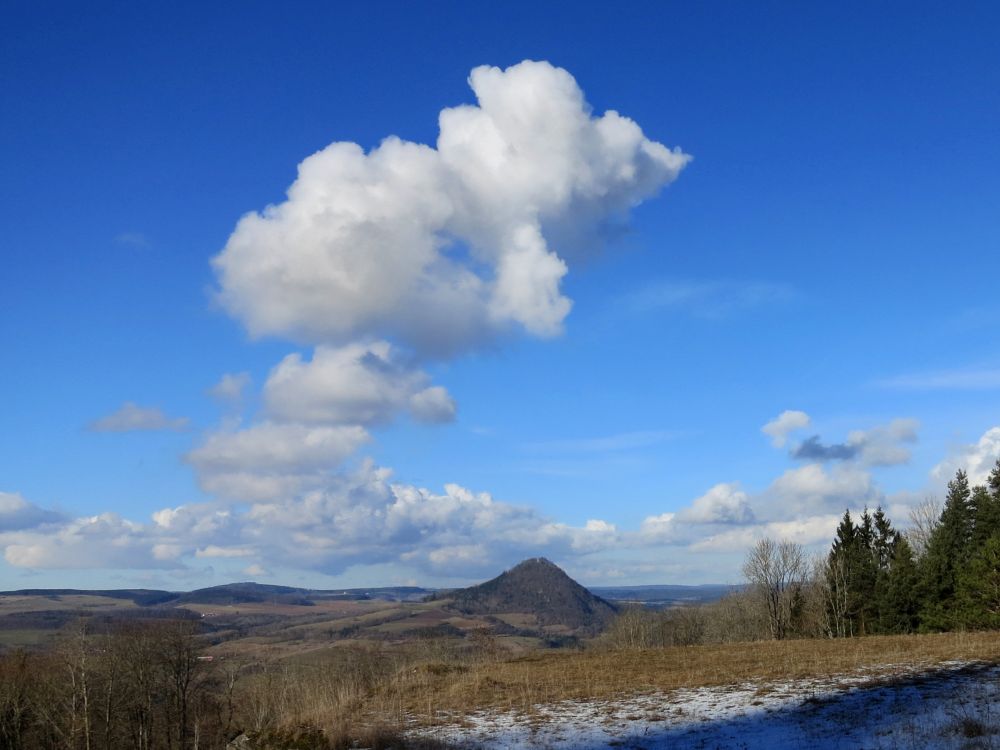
[
  {"xmin": 387, "ymin": 631, "xmax": 1000, "ymax": 716},
  {"xmin": 383, "ymin": 632, "xmax": 1000, "ymax": 749},
  {"xmin": 234, "ymin": 630, "xmax": 1000, "ymax": 748}
]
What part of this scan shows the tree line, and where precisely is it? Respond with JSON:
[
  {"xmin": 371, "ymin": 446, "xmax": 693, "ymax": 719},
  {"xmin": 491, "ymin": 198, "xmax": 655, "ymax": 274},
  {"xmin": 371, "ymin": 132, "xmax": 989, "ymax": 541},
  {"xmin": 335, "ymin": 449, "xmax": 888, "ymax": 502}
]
[
  {"xmin": 822, "ymin": 459, "xmax": 1000, "ymax": 637},
  {"xmin": 737, "ymin": 458, "xmax": 1000, "ymax": 641},
  {"xmin": 606, "ymin": 458, "xmax": 1000, "ymax": 649}
]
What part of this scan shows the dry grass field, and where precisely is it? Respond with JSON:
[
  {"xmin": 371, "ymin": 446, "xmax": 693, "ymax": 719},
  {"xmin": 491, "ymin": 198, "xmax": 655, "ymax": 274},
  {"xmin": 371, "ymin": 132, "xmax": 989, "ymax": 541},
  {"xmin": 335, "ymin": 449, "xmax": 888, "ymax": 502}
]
[
  {"xmin": 221, "ymin": 627, "xmax": 1000, "ymax": 746},
  {"xmin": 383, "ymin": 631, "xmax": 1000, "ymax": 719}
]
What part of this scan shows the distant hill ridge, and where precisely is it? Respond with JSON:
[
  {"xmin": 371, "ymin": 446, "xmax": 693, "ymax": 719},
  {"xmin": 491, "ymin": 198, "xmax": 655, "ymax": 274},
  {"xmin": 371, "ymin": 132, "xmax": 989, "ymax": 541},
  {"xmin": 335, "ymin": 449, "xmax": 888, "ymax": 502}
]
[
  {"xmin": 0, "ymin": 583, "xmax": 431, "ymax": 607},
  {"xmin": 445, "ymin": 557, "xmax": 618, "ymax": 634}
]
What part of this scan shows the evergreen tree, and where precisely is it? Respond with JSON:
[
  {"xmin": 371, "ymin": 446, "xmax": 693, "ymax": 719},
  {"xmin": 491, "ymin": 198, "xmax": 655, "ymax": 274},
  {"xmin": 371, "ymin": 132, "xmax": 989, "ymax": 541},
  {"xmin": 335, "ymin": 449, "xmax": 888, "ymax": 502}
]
[
  {"xmin": 989, "ymin": 458, "xmax": 1000, "ymax": 499},
  {"xmin": 855, "ymin": 508, "xmax": 879, "ymax": 634},
  {"xmin": 956, "ymin": 531, "xmax": 1000, "ymax": 629},
  {"xmin": 970, "ymin": 485, "xmax": 1000, "ymax": 549},
  {"xmin": 918, "ymin": 470, "xmax": 973, "ymax": 631},
  {"xmin": 883, "ymin": 535, "xmax": 919, "ymax": 633},
  {"xmin": 872, "ymin": 507, "xmax": 895, "ymax": 569},
  {"xmin": 825, "ymin": 508, "xmax": 888, "ymax": 636},
  {"xmin": 869, "ymin": 507, "xmax": 900, "ymax": 633},
  {"xmin": 826, "ymin": 510, "xmax": 857, "ymax": 637}
]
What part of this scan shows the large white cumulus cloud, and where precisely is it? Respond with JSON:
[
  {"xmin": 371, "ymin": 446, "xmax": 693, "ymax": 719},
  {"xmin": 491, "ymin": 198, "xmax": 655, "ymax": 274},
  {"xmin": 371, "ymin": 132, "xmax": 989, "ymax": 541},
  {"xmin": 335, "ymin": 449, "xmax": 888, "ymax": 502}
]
[{"xmin": 212, "ymin": 60, "xmax": 689, "ymax": 355}]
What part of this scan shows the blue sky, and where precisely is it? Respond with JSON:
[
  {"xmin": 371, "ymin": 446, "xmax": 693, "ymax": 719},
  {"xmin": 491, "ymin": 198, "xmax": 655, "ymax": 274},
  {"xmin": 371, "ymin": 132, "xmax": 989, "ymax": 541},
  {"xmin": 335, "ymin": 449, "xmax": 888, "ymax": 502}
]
[{"xmin": 2, "ymin": 1, "xmax": 999, "ymax": 590}]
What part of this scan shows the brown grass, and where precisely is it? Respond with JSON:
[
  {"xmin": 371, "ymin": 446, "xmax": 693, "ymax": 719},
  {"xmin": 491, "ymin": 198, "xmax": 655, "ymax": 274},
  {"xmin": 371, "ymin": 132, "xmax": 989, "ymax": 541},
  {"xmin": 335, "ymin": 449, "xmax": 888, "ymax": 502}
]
[{"xmin": 381, "ymin": 631, "xmax": 1000, "ymax": 719}]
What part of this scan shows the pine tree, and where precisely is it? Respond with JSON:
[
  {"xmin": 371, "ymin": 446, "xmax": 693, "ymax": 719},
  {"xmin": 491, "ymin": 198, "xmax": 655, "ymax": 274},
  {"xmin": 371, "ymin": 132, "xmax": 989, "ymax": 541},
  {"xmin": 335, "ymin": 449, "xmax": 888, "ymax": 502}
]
[{"xmin": 918, "ymin": 470, "xmax": 973, "ymax": 631}]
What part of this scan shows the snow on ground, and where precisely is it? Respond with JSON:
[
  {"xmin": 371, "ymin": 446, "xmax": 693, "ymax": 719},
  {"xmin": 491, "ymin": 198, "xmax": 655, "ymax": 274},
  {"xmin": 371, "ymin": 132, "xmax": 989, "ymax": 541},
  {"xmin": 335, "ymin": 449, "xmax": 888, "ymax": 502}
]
[{"xmin": 411, "ymin": 661, "xmax": 1000, "ymax": 749}]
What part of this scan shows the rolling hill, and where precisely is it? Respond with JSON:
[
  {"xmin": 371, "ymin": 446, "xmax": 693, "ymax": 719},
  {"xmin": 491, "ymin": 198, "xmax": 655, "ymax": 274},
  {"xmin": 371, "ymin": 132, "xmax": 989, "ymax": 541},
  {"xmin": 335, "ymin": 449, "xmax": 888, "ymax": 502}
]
[{"xmin": 445, "ymin": 557, "xmax": 618, "ymax": 635}]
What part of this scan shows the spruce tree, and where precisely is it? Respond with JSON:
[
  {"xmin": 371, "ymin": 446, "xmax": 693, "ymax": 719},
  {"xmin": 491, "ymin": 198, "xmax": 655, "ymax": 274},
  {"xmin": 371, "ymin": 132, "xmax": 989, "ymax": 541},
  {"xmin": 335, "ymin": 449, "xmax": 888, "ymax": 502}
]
[
  {"xmin": 827, "ymin": 510, "xmax": 857, "ymax": 637},
  {"xmin": 825, "ymin": 508, "xmax": 888, "ymax": 636},
  {"xmin": 870, "ymin": 507, "xmax": 898, "ymax": 633},
  {"xmin": 989, "ymin": 458, "xmax": 1000, "ymax": 499},
  {"xmin": 918, "ymin": 470, "xmax": 973, "ymax": 631},
  {"xmin": 855, "ymin": 508, "xmax": 879, "ymax": 634},
  {"xmin": 956, "ymin": 531, "xmax": 1000, "ymax": 629},
  {"xmin": 884, "ymin": 535, "xmax": 919, "ymax": 633},
  {"xmin": 872, "ymin": 507, "xmax": 895, "ymax": 569},
  {"xmin": 971, "ymin": 485, "xmax": 1000, "ymax": 549}
]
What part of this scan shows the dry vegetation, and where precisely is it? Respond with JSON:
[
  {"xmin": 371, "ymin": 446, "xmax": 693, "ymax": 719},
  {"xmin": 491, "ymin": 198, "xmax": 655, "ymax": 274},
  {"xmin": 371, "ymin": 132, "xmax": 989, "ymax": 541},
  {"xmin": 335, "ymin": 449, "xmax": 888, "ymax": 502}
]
[
  {"xmin": 382, "ymin": 631, "xmax": 1000, "ymax": 717},
  {"xmin": 227, "ymin": 627, "xmax": 1000, "ymax": 741},
  {"xmin": 7, "ymin": 598, "xmax": 1000, "ymax": 748}
]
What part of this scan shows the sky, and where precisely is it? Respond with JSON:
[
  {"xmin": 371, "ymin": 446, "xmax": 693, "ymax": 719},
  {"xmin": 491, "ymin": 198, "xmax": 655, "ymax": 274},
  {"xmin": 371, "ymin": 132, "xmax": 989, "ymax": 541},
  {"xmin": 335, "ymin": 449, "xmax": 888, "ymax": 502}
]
[{"xmin": 1, "ymin": 1, "xmax": 999, "ymax": 591}]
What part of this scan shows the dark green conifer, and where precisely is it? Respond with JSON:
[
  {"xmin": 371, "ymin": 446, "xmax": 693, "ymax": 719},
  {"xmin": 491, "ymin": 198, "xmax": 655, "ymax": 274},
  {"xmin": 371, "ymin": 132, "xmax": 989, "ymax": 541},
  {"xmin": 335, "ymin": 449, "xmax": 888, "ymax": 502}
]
[
  {"xmin": 918, "ymin": 470, "xmax": 973, "ymax": 631},
  {"xmin": 956, "ymin": 531, "xmax": 1000, "ymax": 629},
  {"xmin": 989, "ymin": 458, "xmax": 1000, "ymax": 498},
  {"xmin": 827, "ymin": 510, "xmax": 857, "ymax": 637},
  {"xmin": 855, "ymin": 508, "xmax": 879, "ymax": 634},
  {"xmin": 883, "ymin": 535, "xmax": 919, "ymax": 633},
  {"xmin": 872, "ymin": 507, "xmax": 895, "ymax": 570},
  {"xmin": 971, "ymin": 485, "xmax": 1000, "ymax": 549}
]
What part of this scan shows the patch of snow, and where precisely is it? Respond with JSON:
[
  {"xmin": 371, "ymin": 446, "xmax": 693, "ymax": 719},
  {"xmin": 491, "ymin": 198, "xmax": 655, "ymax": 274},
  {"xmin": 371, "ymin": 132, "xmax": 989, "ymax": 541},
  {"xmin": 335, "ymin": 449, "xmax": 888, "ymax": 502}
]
[{"xmin": 411, "ymin": 661, "xmax": 1000, "ymax": 749}]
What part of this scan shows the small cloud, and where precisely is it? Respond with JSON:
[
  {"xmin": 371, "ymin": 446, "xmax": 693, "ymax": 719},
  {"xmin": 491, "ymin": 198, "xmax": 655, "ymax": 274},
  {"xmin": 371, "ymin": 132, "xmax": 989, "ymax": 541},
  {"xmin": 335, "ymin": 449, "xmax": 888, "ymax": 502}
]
[
  {"xmin": 762, "ymin": 410, "xmax": 811, "ymax": 448},
  {"xmin": 243, "ymin": 563, "xmax": 270, "ymax": 577},
  {"xmin": 792, "ymin": 436, "xmax": 859, "ymax": 461},
  {"xmin": 409, "ymin": 386, "xmax": 457, "ymax": 424},
  {"xmin": 208, "ymin": 372, "xmax": 251, "ymax": 405},
  {"xmin": 195, "ymin": 545, "xmax": 255, "ymax": 559},
  {"xmin": 263, "ymin": 342, "xmax": 456, "ymax": 427},
  {"xmin": 676, "ymin": 482, "xmax": 755, "ymax": 525},
  {"xmin": 114, "ymin": 232, "xmax": 151, "ymax": 250},
  {"xmin": 875, "ymin": 366, "xmax": 1000, "ymax": 391},
  {"xmin": 623, "ymin": 279, "xmax": 798, "ymax": 319},
  {"xmin": 790, "ymin": 419, "xmax": 918, "ymax": 467},
  {"xmin": 89, "ymin": 402, "xmax": 189, "ymax": 432}
]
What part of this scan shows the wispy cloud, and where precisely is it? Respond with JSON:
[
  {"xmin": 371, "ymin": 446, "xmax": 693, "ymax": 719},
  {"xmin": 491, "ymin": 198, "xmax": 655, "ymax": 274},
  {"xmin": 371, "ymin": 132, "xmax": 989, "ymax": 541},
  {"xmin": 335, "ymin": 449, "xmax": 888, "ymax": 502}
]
[
  {"xmin": 89, "ymin": 402, "xmax": 190, "ymax": 432},
  {"xmin": 875, "ymin": 366, "xmax": 1000, "ymax": 390},
  {"xmin": 516, "ymin": 454, "xmax": 650, "ymax": 478},
  {"xmin": 622, "ymin": 279, "xmax": 798, "ymax": 319},
  {"xmin": 114, "ymin": 232, "xmax": 151, "ymax": 250},
  {"xmin": 522, "ymin": 430, "xmax": 679, "ymax": 454}
]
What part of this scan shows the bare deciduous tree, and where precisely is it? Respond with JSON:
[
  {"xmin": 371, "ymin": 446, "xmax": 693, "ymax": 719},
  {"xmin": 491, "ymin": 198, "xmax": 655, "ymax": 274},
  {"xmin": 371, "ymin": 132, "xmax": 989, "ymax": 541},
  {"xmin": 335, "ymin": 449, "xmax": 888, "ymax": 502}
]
[
  {"xmin": 906, "ymin": 495, "xmax": 942, "ymax": 559},
  {"xmin": 742, "ymin": 538, "xmax": 807, "ymax": 640}
]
